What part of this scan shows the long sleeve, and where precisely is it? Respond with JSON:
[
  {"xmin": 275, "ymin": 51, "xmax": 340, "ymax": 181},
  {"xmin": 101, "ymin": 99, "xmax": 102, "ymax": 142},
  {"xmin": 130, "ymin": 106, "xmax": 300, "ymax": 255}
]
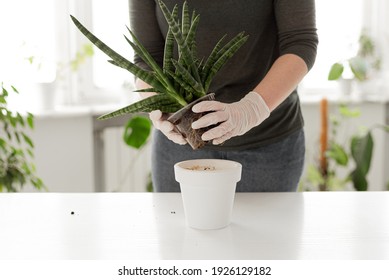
[
  {"xmin": 275, "ymin": 0, "xmax": 319, "ymax": 70},
  {"xmin": 129, "ymin": 0, "xmax": 165, "ymax": 70}
]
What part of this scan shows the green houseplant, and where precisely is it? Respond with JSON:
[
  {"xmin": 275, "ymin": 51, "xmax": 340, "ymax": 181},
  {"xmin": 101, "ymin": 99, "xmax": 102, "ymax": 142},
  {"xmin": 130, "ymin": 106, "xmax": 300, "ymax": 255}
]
[
  {"xmin": 328, "ymin": 33, "xmax": 381, "ymax": 82},
  {"xmin": 71, "ymin": 0, "xmax": 248, "ymax": 149},
  {"xmin": 0, "ymin": 83, "xmax": 45, "ymax": 192},
  {"xmin": 328, "ymin": 33, "xmax": 381, "ymax": 96},
  {"xmin": 301, "ymin": 103, "xmax": 389, "ymax": 191}
]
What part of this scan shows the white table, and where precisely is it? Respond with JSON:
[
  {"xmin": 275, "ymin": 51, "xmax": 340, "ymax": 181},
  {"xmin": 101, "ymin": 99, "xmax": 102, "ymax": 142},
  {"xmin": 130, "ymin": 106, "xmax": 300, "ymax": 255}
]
[{"xmin": 0, "ymin": 192, "xmax": 388, "ymax": 260}]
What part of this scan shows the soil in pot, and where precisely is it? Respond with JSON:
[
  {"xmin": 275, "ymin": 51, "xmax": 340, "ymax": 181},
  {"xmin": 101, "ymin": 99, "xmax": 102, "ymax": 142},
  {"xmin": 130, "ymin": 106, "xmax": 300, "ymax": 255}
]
[
  {"xmin": 185, "ymin": 165, "xmax": 216, "ymax": 171},
  {"xmin": 168, "ymin": 93, "xmax": 215, "ymax": 150}
]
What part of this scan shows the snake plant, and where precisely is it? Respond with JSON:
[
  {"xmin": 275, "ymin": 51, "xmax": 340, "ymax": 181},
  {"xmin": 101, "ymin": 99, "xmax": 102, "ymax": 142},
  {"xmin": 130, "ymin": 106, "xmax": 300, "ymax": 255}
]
[{"xmin": 71, "ymin": 0, "xmax": 248, "ymax": 120}]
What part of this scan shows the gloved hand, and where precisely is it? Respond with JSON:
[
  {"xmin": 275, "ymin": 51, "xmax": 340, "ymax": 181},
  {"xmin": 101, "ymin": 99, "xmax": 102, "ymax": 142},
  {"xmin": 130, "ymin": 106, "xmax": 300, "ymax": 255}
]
[
  {"xmin": 191, "ymin": 91, "xmax": 270, "ymax": 145},
  {"xmin": 149, "ymin": 110, "xmax": 187, "ymax": 145}
]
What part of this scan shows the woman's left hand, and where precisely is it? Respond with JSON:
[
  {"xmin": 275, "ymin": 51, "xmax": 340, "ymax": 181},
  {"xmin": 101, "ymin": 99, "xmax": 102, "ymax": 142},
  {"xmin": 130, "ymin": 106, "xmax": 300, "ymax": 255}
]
[{"xmin": 191, "ymin": 91, "xmax": 270, "ymax": 145}]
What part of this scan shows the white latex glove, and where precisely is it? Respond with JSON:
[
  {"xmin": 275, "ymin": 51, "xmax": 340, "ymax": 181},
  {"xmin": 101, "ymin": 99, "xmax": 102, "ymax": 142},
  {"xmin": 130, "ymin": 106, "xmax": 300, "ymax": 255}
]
[
  {"xmin": 191, "ymin": 91, "xmax": 270, "ymax": 145},
  {"xmin": 149, "ymin": 110, "xmax": 187, "ymax": 145}
]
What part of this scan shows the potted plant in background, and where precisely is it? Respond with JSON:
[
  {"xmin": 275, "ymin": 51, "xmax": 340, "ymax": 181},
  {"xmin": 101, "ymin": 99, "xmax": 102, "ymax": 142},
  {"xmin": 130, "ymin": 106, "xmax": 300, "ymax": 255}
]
[
  {"xmin": 71, "ymin": 0, "xmax": 248, "ymax": 149},
  {"xmin": 300, "ymin": 99, "xmax": 389, "ymax": 191},
  {"xmin": 328, "ymin": 32, "xmax": 381, "ymax": 97},
  {"xmin": 0, "ymin": 83, "xmax": 45, "ymax": 192}
]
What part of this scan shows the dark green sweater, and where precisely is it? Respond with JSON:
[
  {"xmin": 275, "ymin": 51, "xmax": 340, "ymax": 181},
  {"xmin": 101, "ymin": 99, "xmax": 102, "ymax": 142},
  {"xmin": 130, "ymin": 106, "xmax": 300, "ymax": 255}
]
[{"xmin": 129, "ymin": 0, "xmax": 318, "ymax": 150}]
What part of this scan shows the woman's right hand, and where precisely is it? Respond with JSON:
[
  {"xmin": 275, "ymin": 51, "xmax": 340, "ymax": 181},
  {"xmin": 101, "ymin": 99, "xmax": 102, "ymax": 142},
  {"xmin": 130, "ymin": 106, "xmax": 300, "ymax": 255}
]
[
  {"xmin": 149, "ymin": 110, "xmax": 187, "ymax": 145},
  {"xmin": 136, "ymin": 79, "xmax": 186, "ymax": 145}
]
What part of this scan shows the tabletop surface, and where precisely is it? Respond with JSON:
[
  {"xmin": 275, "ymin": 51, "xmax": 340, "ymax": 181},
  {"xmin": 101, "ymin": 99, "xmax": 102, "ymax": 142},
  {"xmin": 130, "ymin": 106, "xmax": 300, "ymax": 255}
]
[{"xmin": 0, "ymin": 192, "xmax": 388, "ymax": 260}]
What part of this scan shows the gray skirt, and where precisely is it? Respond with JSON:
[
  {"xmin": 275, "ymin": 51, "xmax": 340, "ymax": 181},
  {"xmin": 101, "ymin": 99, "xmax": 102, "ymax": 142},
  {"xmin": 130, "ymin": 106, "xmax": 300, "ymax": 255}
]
[{"xmin": 151, "ymin": 128, "xmax": 305, "ymax": 192}]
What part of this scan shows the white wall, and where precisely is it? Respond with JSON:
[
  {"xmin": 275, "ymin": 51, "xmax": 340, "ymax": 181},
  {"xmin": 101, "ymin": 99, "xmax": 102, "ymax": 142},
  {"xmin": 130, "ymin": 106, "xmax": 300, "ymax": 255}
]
[{"xmin": 27, "ymin": 113, "xmax": 95, "ymax": 192}]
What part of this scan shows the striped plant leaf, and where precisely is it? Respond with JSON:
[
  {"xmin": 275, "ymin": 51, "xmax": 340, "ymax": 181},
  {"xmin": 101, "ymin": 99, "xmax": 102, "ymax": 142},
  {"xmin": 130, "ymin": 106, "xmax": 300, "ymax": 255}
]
[
  {"xmin": 158, "ymin": 0, "xmax": 202, "ymax": 85},
  {"xmin": 166, "ymin": 69, "xmax": 195, "ymax": 96},
  {"xmin": 163, "ymin": 3, "xmax": 177, "ymax": 74},
  {"xmin": 204, "ymin": 34, "xmax": 249, "ymax": 92},
  {"xmin": 217, "ymin": 32, "xmax": 246, "ymax": 58},
  {"xmin": 125, "ymin": 28, "xmax": 175, "ymax": 93},
  {"xmin": 98, "ymin": 94, "xmax": 183, "ymax": 120},
  {"xmin": 182, "ymin": 1, "xmax": 190, "ymax": 38},
  {"xmin": 184, "ymin": 91, "xmax": 193, "ymax": 103},
  {"xmin": 191, "ymin": 10, "xmax": 197, "ymax": 24},
  {"xmin": 124, "ymin": 29, "xmax": 188, "ymax": 107},
  {"xmin": 185, "ymin": 14, "xmax": 200, "ymax": 48},
  {"xmin": 201, "ymin": 34, "xmax": 226, "ymax": 83},
  {"xmin": 202, "ymin": 32, "xmax": 247, "ymax": 85},
  {"xmin": 171, "ymin": 60, "xmax": 205, "ymax": 96},
  {"xmin": 71, "ymin": 16, "xmax": 133, "ymax": 71},
  {"xmin": 133, "ymin": 88, "xmax": 158, "ymax": 93},
  {"xmin": 171, "ymin": 3, "xmax": 179, "ymax": 21},
  {"xmin": 107, "ymin": 60, "xmax": 165, "ymax": 93},
  {"xmin": 71, "ymin": 16, "xmax": 167, "ymax": 94},
  {"xmin": 197, "ymin": 57, "xmax": 205, "ymax": 73},
  {"xmin": 163, "ymin": 27, "xmax": 175, "ymax": 74},
  {"xmin": 185, "ymin": 15, "xmax": 200, "ymax": 68}
]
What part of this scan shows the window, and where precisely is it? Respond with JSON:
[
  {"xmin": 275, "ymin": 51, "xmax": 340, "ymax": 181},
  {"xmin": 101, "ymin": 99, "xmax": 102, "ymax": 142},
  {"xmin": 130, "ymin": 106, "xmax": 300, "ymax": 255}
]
[
  {"xmin": 0, "ymin": 0, "xmax": 132, "ymax": 109},
  {"xmin": 91, "ymin": 1, "xmax": 132, "ymax": 89},
  {"xmin": 300, "ymin": 0, "xmax": 364, "ymax": 94},
  {"xmin": 70, "ymin": 0, "xmax": 134, "ymax": 105},
  {"xmin": 0, "ymin": 0, "xmax": 56, "ymax": 83}
]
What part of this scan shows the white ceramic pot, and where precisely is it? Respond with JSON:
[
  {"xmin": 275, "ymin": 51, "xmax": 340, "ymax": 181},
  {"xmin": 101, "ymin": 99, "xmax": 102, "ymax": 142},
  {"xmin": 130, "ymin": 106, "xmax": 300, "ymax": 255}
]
[
  {"xmin": 174, "ymin": 159, "xmax": 242, "ymax": 230},
  {"xmin": 338, "ymin": 78, "xmax": 353, "ymax": 96}
]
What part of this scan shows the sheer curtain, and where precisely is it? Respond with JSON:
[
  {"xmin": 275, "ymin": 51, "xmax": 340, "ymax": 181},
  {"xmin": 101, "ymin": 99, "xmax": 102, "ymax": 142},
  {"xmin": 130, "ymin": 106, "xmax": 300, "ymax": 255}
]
[{"xmin": 363, "ymin": 0, "xmax": 389, "ymax": 75}]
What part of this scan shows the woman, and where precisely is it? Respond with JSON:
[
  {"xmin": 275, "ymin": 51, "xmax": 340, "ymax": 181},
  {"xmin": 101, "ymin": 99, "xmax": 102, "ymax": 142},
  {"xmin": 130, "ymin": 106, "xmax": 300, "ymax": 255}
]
[{"xmin": 129, "ymin": 0, "xmax": 318, "ymax": 192}]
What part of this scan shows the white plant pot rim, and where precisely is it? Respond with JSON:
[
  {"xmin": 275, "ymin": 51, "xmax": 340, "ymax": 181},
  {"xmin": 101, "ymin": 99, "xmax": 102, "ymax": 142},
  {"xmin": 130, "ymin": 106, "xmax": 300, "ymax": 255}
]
[{"xmin": 174, "ymin": 159, "xmax": 242, "ymax": 184}]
